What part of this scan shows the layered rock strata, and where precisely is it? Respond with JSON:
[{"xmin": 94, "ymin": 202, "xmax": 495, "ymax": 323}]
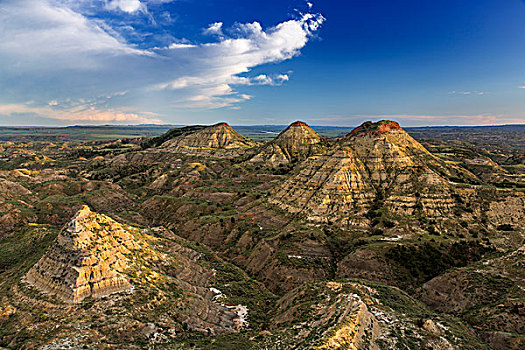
[
  {"xmin": 270, "ymin": 120, "xmax": 456, "ymax": 226},
  {"xmin": 269, "ymin": 281, "xmax": 459, "ymax": 349},
  {"xmin": 249, "ymin": 121, "xmax": 326, "ymax": 165},
  {"xmin": 161, "ymin": 123, "xmax": 258, "ymax": 155},
  {"xmin": 25, "ymin": 206, "xmax": 137, "ymax": 303}
]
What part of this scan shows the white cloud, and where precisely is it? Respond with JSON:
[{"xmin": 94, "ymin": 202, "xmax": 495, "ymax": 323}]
[
  {"xmin": 250, "ymin": 74, "xmax": 290, "ymax": 86},
  {"xmin": 106, "ymin": 0, "xmax": 145, "ymax": 14},
  {"xmin": 168, "ymin": 43, "xmax": 197, "ymax": 49},
  {"xmin": 0, "ymin": 0, "xmax": 149, "ymax": 71},
  {"xmin": 449, "ymin": 91, "xmax": 486, "ymax": 96},
  {"xmin": 0, "ymin": 103, "xmax": 163, "ymax": 124},
  {"xmin": 155, "ymin": 73, "xmax": 290, "ymax": 91},
  {"xmin": 0, "ymin": 0, "xmax": 324, "ymax": 121},
  {"xmin": 105, "ymin": 91, "xmax": 128, "ymax": 98},
  {"xmin": 518, "ymin": 86, "xmax": 525, "ymax": 89},
  {"xmin": 204, "ymin": 22, "xmax": 224, "ymax": 36},
  {"xmin": 155, "ymin": 13, "xmax": 324, "ymax": 108}
]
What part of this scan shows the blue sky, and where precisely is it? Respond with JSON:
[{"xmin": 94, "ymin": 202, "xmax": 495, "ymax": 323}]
[{"xmin": 0, "ymin": 0, "xmax": 524, "ymax": 126}]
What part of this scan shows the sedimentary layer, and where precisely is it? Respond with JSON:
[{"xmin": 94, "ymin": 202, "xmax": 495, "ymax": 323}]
[{"xmin": 25, "ymin": 206, "xmax": 137, "ymax": 303}]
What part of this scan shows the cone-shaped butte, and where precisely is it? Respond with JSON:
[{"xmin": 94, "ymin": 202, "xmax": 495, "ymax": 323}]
[
  {"xmin": 25, "ymin": 205, "xmax": 137, "ymax": 303},
  {"xmin": 269, "ymin": 120, "xmax": 457, "ymax": 228},
  {"xmin": 249, "ymin": 121, "xmax": 327, "ymax": 165},
  {"xmin": 161, "ymin": 122, "xmax": 258, "ymax": 156}
]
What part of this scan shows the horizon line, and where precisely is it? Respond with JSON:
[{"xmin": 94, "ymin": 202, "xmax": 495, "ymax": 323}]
[{"xmin": 0, "ymin": 123, "xmax": 524, "ymax": 129}]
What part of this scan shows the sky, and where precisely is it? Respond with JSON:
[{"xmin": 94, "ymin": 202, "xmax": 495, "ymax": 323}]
[{"xmin": 0, "ymin": 0, "xmax": 524, "ymax": 127}]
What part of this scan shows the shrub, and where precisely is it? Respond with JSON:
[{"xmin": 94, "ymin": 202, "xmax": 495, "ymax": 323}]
[
  {"xmin": 497, "ymin": 224, "xmax": 513, "ymax": 231},
  {"xmin": 384, "ymin": 220, "xmax": 395, "ymax": 228},
  {"xmin": 385, "ymin": 240, "xmax": 493, "ymax": 286}
]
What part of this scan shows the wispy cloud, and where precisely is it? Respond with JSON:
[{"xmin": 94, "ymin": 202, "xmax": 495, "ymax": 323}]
[
  {"xmin": 449, "ymin": 91, "xmax": 486, "ymax": 96},
  {"xmin": 154, "ymin": 74, "xmax": 290, "ymax": 91},
  {"xmin": 0, "ymin": 103, "xmax": 163, "ymax": 124},
  {"xmin": 247, "ymin": 74, "xmax": 290, "ymax": 86},
  {"xmin": 518, "ymin": 86, "xmax": 525, "ymax": 89},
  {"xmin": 168, "ymin": 43, "xmax": 198, "ymax": 49},
  {"xmin": 0, "ymin": 0, "xmax": 150, "ymax": 71}
]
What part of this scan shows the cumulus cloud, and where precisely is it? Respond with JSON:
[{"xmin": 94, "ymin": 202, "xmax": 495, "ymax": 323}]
[
  {"xmin": 155, "ymin": 13, "xmax": 325, "ymax": 108},
  {"xmin": 204, "ymin": 22, "xmax": 224, "ymax": 36},
  {"xmin": 0, "ymin": 0, "xmax": 324, "ymax": 122},
  {"xmin": 106, "ymin": 0, "xmax": 145, "ymax": 14}
]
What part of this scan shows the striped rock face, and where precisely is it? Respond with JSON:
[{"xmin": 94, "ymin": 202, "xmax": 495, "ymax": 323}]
[
  {"xmin": 25, "ymin": 206, "xmax": 136, "ymax": 303},
  {"xmin": 161, "ymin": 123, "xmax": 259, "ymax": 156},
  {"xmin": 270, "ymin": 120, "xmax": 460, "ymax": 227},
  {"xmin": 249, "ymin": 121, "xmax": 327, "ymax": 165}
]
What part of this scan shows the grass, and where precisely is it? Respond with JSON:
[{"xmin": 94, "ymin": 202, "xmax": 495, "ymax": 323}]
[
  {"xmin": 193, "ymin": 333, "xmax": 254, "ymax": 349},
  {"xmin": 0, "ymin": 225, "xmax": 58, "ymax": 294}
]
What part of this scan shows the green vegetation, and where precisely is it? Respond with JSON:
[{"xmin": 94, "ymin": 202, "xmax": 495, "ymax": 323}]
[
  {"xmin": 0, "ymin": 226, "xmax": 58, "ymax": 294},
  {"xmin": 385, "ymin": 240, "xmax": 494, "ymax": 287},
  {"xmin": 141, "ymin": 125, "xmax": 208, "ymax": 148}
]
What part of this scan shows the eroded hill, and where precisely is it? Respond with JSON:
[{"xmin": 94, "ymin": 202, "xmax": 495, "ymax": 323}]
[{"xmin": 0, "ymin": 120, "xmax": 523, "ymax": 349}]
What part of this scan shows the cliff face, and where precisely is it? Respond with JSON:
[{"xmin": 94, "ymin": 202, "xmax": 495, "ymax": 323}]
[
  {"xmin": 270, "ymin": 120, "xmax": 455, "ymax": 227},
  {"xmin": 161, "ymin": 123, "xmax": 258, "ymax": 155},
  {"xmin": 25, "ymin": 206, "xmax": 137, "ymax": 303},
  {"xmin": 249, "ymin": 121, "xmax": 327, "ymax": 165}
]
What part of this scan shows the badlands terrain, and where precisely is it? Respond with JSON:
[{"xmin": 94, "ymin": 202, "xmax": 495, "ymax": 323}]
[{"xmin": 0, "ymin": 120, "xmax": 523, "ymax": 349}]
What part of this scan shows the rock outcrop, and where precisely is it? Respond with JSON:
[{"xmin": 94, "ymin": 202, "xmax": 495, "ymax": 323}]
[
  {"xmin": 0, "ymin": 180, "xmax": 31, "ymax": 200},
  {"xmin": 266, "ymin": 281, "xmax": 473, "ymax": 349},
  {"xmin": 25, "ymin": 206, "xmax": 137, "ymax": 303},
  {"xmin": 161, "ymin": 123, "xmax": 258, "ymax": 156},
  {"xmin": 249, "ymin": 121, "xmax": 326, "ymax": 165},
  {"xmin": 270, "ymin": 120, "xmax": 456, "ymax": 227},
  {"xmin": 486, "ymin": 191, "xmax": 525, "ymax": 227}
]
